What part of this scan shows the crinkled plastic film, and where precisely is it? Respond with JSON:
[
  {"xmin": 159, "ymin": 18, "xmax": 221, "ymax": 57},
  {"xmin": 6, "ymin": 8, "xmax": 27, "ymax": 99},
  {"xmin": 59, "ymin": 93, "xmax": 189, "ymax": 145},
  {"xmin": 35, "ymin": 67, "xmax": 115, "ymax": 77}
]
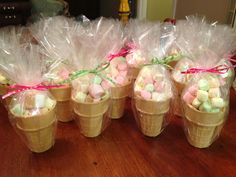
[{"xmin": 0, "ymin": 42, "xmax": 57, "ymax": 153}]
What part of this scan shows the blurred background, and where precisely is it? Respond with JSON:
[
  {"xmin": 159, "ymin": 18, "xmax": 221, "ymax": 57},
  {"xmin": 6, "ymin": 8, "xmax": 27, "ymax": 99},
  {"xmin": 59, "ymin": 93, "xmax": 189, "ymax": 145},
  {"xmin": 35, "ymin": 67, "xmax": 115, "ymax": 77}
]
[{"xmin": 0, "ymin": 0, "xmax": 235, "ymax": 28}]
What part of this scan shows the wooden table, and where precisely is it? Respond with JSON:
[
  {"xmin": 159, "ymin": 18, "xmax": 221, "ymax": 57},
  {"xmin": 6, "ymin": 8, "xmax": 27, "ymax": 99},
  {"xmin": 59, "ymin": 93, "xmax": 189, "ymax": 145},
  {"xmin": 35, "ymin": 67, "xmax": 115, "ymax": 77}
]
[{"xmin": 0, "ymin": 91, "xmax": 236, "ymax": 177}]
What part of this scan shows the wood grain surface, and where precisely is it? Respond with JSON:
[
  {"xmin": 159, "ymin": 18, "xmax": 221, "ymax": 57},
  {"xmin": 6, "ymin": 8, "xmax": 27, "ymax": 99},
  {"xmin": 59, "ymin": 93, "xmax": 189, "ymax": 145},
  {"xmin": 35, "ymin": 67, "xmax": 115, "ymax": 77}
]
[{"xmin": 0, "ymin": 91, "xmax": 236, "ymax": 177}]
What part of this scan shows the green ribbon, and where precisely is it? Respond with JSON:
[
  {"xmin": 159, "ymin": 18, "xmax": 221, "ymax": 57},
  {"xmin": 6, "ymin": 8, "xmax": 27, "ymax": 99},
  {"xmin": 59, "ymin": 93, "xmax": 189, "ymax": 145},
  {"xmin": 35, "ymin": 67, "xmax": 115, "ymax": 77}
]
[
  {"xmin": 143, "ymin": 53, "xmax": 182, "ymax": 70},
  {"xmin": 60, "ymin": 62, "xmax": 116, "ymax": 85}
]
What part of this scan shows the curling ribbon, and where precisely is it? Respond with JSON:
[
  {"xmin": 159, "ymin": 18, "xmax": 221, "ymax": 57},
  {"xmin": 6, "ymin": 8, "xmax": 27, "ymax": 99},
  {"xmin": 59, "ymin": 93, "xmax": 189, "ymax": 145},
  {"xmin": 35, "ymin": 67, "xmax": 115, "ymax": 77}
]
[{"xmin": 2, "ymin": 84, "xmax": 65, "ymax": 99}]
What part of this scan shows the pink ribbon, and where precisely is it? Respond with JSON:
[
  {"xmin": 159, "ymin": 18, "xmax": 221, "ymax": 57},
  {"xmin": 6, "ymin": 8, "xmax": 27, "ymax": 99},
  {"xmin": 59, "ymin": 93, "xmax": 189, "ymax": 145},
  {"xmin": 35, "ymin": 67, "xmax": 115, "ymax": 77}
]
[
  {"xmin": 2, "ymin": 84, "xmax": 65, "ymax": 99},
  {"xmin": 181, "ymin": 64, "xmax": 236, "ymax": 75},
  {"xmin": 107, "ymin": 43, "xmax": 137, "ymax": 61}
]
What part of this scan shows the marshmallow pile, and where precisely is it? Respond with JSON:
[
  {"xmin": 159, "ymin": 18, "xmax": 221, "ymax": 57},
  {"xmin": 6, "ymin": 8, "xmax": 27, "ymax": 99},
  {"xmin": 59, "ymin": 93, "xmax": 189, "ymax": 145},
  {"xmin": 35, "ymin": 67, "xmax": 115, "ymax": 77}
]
[
  {"xmin": 126, "ymin": 50, "xmax": 146, "ymax": 68},
  {"xmin": 172, "ymin": 58, "xmax": 195, "ymax": 84},
  {"xmin": 107, "ymin": 57, "xmax": 129, "ymax": 86},
  {"xmin": 183, "ymin": 76, "xmax": 225, "ymax": 113},
  {"xmin": 134, "ymin": 66, "xmax": 172, "ymax": 102},
  {"xmin": 11, "ymin": 91, "xmax": 56, "ymax": 117},
  {"xmin": 45, "ymin": 63, "xmax": 71, "ymax": 84},
  {"xmin": 73, "ymin": 75, "xmax": 109, "ymax": 103}
]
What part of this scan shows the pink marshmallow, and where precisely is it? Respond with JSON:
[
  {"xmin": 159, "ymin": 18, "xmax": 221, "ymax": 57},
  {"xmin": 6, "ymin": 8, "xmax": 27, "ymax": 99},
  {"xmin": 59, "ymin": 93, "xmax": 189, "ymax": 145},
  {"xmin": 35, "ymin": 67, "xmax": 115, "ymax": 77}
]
[
  {"xmin": 119, "ymin": 70, "xmax": 128, "ymax": 77},
  {"xmin": 140, "ymin": 90, "xmax": 152, "ymax": 100},
  {"xmin": 188, "ymin": 85, "xmax": 198, "ymax": 96},
  {"xmin": 115, "ymin": 75, "xmax": 125, "ymax": 85},
  {"xmin": 154, "ymin": 82, "xmax": 164, "ymax": 92},
  {"xmin": 183, "ymin": 92, "xmax": 195, "ymax": 104},
  {"xmin": 144, "ymin": 77, "xmax": 154, "ymax": 84},
  {"xmin": 117, "ymin": 63, "xmax": 128, "ymax": 71},
  {"xmin": 88, "ymin": 84, "xmax": 105, "ymax": 99},
  {"xmin": 59, "ymin": 69, "xmax": 70, "ymax": 79},
  {"xmin": 101, "ymin": 80, "xmax": 111, "ymax": 90}
]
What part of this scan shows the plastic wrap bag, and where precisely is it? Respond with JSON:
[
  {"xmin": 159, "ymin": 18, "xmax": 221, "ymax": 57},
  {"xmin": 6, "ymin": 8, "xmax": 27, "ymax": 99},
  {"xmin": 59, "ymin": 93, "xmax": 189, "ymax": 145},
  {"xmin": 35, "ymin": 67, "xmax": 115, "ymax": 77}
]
[
  {"xmin": 124, "ymin": 19, "xmax": 158, "ymax": 81},
  {"xmin": 68, "ymin": 18, "xmax": 124, "ymax": 137},
  {"xmin": 30, "ymin": 16, "xmax": 80, "ymax": 122},
  {"xmin": 178, "ymin": 17, "xmax": 236, "ymax": 148},
  {"xmin": 172, "ymin": 16, "xmax": 236, "ymax": 117},
  {"xmin": 0, "ymin": 43, "xmax": 57, "ymax": 153},
  {"xmin": 132, "ymin": 24, "xmax": 176, "ymax": 137}
]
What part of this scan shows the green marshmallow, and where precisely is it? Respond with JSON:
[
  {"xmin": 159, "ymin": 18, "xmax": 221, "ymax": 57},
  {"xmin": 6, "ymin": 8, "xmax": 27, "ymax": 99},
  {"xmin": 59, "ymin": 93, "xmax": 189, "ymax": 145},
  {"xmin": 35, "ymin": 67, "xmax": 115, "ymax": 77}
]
[
  {"xmin": 75, "ymin": 92, "xmax": 87, "ymax": 102},
  {"xmin": 45, "ymin": 98, "xmax": 55, "ymax": 109},
  {"xmin": 199, "ymin": 102, "xmax": 212, "ymax": 112},
  {"xmin": 93, "ymin": 75, "xmax": 102, "ymax": 84},
  {"xmin": 11, "ymin": 104, "xmax": 23, "ymax": 116},
  {"xmin": 210, "ymin": 108, "xmax": 220, "ymax": 113},
  {"xmin": 198, "ymin": 79, "xmax": 210, "ymax": 91},
  {"xmin": 145, "ymin": 84, "xmax": 155, "ymax": 92}
]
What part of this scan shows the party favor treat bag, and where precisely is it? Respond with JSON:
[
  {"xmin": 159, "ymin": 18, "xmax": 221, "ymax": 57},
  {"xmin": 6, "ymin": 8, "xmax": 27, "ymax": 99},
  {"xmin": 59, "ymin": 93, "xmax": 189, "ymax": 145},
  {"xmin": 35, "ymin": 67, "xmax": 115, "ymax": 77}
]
[
  {"xmin": 69, "ymin": 18, "xmax": 124, "ymax": 137},
  {"xmin": 30, "ymin": 16, "xmax": 79, "ymax": 122},
  {"xmin": 0, "ymin": 44, "xmax": 58, "ymax": 153}
]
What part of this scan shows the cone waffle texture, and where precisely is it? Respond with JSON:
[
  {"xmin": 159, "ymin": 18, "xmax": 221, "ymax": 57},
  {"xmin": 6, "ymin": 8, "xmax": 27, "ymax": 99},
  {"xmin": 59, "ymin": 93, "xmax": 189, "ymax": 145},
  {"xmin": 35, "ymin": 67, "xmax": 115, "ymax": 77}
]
[
  {"xmin": 72, "ymin": 95, "xmax": 110, "ymax": 137},
  {"xmin": 12, "ymin": 106, "xmax": 57, "ymax": 153},
  {"xmin": 109, "ymin": 81, "xmax": 131, "ymax": 119},
  {"xmin": 173, "ymin": 80, "xmax": 185, "ymax": 117},
  {"xmin": 50, "ymin": 85, "xmax": 73, "ymax": 122},
  {"xmin": 134, "ymin": 97, "xmax": 170, "ymax": 137},
  {"xmin": 183, "ymin": 103, "xmax": 226, "ymax": 148}
]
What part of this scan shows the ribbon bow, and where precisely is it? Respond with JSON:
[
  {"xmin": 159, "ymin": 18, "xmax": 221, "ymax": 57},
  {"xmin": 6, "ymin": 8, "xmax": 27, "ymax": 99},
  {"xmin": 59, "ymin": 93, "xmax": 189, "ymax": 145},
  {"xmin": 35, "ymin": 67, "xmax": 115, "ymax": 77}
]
[{"xmin": 2, "ymin": 84, "xmax": 65, "ymax": 99}]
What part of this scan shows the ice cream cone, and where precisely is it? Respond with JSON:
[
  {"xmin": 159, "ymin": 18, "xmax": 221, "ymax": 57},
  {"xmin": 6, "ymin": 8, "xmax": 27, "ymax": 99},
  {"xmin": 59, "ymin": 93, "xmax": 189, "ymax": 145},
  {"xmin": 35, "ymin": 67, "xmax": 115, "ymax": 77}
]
[
  {"xmin": 12, "ymin": 106, "xmax": 57, "ymax": 153},
  {"xmin": 173, "ymin": 80, "xmax": 185, "ymax": 117},
  {"xmin": 109, "ymin": 81, "xmax": 131, "ymax": 119},
  {"xmin": 49, "ymin": 85, "xmax": 73, "ymax": 122},
  {"xmin": 183, "ymin": 103, "xmax": 226, "ymax": 148},
  {"xmin": 134, "ymin": 97, "xmax": 170, "ymax": 137},
  {"xmin": 72, "ymin": 95, "xmax": 110, "ymax": 137}
]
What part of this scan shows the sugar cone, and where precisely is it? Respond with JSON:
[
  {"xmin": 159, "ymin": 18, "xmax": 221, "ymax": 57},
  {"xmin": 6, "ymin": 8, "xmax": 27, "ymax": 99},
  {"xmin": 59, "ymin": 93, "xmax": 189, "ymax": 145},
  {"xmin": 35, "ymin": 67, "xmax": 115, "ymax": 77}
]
[
  {"xmin": 134, "ymin": 97, "xmax": 170, "ymax": 137},
  {"xmin": 183, "ymin": 103, "xmax": 226, "ymax": 148},
  {"xmin": 49, "ymin": 85, "xmax": 73, "ymax": 122},
  {"xmin": 109, "ymin": 81, "xmax": 131, "ymax": 119},
  {"xmin": 12, "ymin": 106, "xmax": 57, "ymax": 153},
  {"xmin": 173, "ymin": 80, "xmax": 185, "ymax": 117},
  {"xmin": 72, "ymin": 95, "xmax": 110, "ymax": 137}
]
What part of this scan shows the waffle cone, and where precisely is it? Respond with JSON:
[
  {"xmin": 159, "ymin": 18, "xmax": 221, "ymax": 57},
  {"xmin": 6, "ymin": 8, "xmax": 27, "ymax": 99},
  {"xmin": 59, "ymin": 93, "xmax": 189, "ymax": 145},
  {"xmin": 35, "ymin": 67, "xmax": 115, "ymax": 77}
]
[
  {"xmin": 134, "ymin": 97, "xmax": 170, "ymax": 137},
  {"xmin": 183, "ymin": 103, "xmax": 226, "ymax": 148},
  {"xmin": 12, "ymin": 106, "xmax": 57, "ymax": 153},
  {"xmin": 173, "ymin": 80, "xmax": 185, "ymax": 117},
  {"xmin": 50, "ymin": 86, "xmax": 73, "ymax": 122},
  {"xmin": 72, "ymin": 95, "xmax": 110, "ymax": 137},
  {"xmin": 109, "ymin": 81, "xmax": 131, "ymax": 119}
]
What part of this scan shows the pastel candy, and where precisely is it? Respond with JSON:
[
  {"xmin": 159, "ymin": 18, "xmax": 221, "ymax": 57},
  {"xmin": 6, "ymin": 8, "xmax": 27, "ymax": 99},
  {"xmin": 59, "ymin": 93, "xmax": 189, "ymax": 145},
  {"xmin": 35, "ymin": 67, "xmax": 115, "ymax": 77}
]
[
  {"xmin": 208, "ymin": 77, "xmax": 220, "ymax": 88},
  {"xmin": 12, "ymin": 104, "xmax": 23, "ymax": 116},
  {"xmin": 80, "ymin": 83, "xmax": 89, "ymax": 93},
  {"xmin": 60, "ymin": 69, "xmax": 70, "ymax": 79},
  {"xmin": 152, "ymin": 92, "xmax": 166, "ymax": 102},
  {"xmin": 134, "ymin": 85, "xmax": 142, "ymax": 92},
  {"xmin": 145, "ymin": 84, "xmax": 155, "ymax": 92},
  {"xmin": 119, "ymin": 70, "xmax": 128, "ymax": 77},
  {"xmin": 198, "ymin": 79, "xmax": 209, "ymax": 91},
  {"xmin": 211, "ymin": 108, "xmax": 220, "ymax": 113},
  {"xmin": 208, "ymin": 88, "xmax": 221, "ymax": 98},
  {"xmin": 188, "ymin": 85, "xmax": 198, "ymax": 96},
  {"xmin": 89, "ymin": 84, "xmax": 105, "ymax": 99},
  {"xmin": 183, "ymin": 92, "xmax": 195, "ymax": 104},
  {"xmin": 111, "ymin": 68, "xmax": 119, "ymax": 77},
  {"xmin": 220, "ymin": 72, "xmax": 228, "ymax": 78},
  {"xmin": 75, "ymin": 92, "xmax": 87, "ymax": 102},
  {"xmin": 101, "ymin": 80, "xmax": 111, "ymax": 90},
  {"xmin": 192, "ymin": 98, "xmax": 201, "ymax": 108},
  {"xmin": 93, "ymin": 75, "xmax": 102, "ymax": 84},
  {"xmin": 153, "ymin": 73, "xmax": 163, "ymax": 82},
  {"xmin": 117, "ymin": 63, "xmax": 128, "ymax": 71},
  {"xmin": 199, "ymin": 102, "xmax": 212, "ymax": 112},
  {"xmin": 144, "ymin": 77, "xmax": 153, "ymax": 84},
  {"xmin": 140, "ymin": 90, "xmax": 152, "ymax": 100},
  {"xmin": 115, "ymin": 75, "xmax": 126, "ymax": 85},
  {"xmin": 45, "ymin": 98, "xmax": 55, "ymax": 108},
  {"xmin": 211, "ymin": 97, "xmax": 225, "ymax": 108},
  {"xmin": 197, "ymin": 90, "xmax": 208, "ymax": 102},
  {"xmin": 35, "ymin": 94, "xmax": 46, "ymax": 108},
  {"xmin": 154, "ymin": 82, "xmax": 164, "ymax": 92}
]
